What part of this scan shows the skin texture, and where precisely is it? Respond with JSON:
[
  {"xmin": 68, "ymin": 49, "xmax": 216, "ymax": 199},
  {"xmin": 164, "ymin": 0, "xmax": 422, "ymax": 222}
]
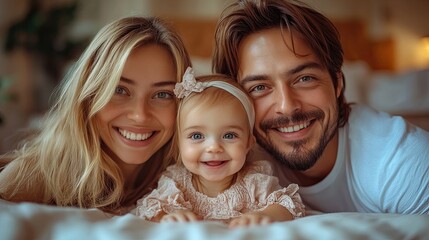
[
  {"xmin": 237, "ymin": 28, "xmax": 342, "ymax": 186},
  {"xmin": 95, "ymin": 44, "xmax": 177, "ymax": 184}
]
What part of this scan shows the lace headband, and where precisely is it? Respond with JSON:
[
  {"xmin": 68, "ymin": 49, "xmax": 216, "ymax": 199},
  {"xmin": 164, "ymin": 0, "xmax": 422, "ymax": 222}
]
[{"xmin": 174, "ymin": 67, "xmax": 255, "ymax": 131}]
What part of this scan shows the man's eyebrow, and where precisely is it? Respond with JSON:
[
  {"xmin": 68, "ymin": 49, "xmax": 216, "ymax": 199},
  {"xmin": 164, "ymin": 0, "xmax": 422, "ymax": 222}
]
[
  {"xmin": 240, "ymin": 74, "xmax": 270, "ymax": 85},
  {"xmin": 288, "ymin": 62, "xmax": 323, "ymax": 75},
  {"xmin": 240, "ymin": 62, "xmax": 324, "ymax": 84}
]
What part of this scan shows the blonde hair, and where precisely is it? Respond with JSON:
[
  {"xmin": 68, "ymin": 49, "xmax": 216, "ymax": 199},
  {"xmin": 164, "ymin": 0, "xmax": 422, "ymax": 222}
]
[
  {"xmin": 172, "ymin": 74, "xmax": 254, "ymax": 164},
  {"xmin": 0, "ymin": 16, "xmax": 191, "ymax": 214}
]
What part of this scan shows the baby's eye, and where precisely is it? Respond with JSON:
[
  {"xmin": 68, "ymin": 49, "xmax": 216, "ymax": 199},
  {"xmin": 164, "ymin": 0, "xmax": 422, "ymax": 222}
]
[
  {"xmin": 223, "ymin": 132, "xmax": 238, "ymax": 139},
  {"xmin": 115, "ymin": 86, "xmax": 127, "ymax": 95},
  {"xmin": 155, "ymin": 91, "xmax": 173, "ymax": 99},
  {"xmin": 190, "ymin": 133, "xmax": 204, "ymax": 140}
]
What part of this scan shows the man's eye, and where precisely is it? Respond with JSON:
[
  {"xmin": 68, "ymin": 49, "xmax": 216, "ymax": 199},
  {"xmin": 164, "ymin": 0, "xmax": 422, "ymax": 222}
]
[
  {"xmin": 299, "ymin": 76, "xmax": 313, "ymax": 82},
  {"xmin": 155, "ymin": 91, "xmax": 173, "ymax": 99},
  {"xmin": 190, "ymin": 133, "xmax": 203, "ymax": 140},
  {"xmin": 251, "ymin": 85, "xmax": 266, "ymax": 92}
]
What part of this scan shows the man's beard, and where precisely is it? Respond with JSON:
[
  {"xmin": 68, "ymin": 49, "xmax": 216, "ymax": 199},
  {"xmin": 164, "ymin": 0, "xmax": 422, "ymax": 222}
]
[{"xmin": 256, "ymin": 110, "xmax": 338, "ymax": 171}]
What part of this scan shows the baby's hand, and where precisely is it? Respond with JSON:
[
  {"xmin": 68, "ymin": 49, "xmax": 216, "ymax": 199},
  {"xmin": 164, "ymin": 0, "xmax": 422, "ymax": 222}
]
[
  {"xmin": 160, "ymin": 210, "xmax": 200, "ymax": 223},
  {"xmin": 229, "ymin": 212, "xmax": 273, "ymax": 228}
]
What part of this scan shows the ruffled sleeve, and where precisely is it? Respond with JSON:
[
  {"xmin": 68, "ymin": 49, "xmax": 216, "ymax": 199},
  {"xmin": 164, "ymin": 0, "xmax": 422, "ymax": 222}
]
[
  {"xmin": 134, "ymin": 165, "xmax": 192, "ymax": 220},
  {"xmin": 242, "ymin": 160, "xmax": 305, "ymax": 218}
]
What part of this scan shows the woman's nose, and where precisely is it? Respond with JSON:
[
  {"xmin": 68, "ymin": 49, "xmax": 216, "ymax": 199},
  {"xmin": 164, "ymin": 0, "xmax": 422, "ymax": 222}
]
[{"xmin": 127, "ymin": 99, "xmax": 151, "ymax": 122}]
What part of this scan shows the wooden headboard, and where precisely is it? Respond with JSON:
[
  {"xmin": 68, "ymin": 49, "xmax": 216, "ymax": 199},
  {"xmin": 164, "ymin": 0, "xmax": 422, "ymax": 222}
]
[
  {"xmin": 333, "ymin": 19, "xmax": 395, "ymax": 70},
  {"xmin": 170, "ymin": 18, "xmax": 395, "ymax": 71}
]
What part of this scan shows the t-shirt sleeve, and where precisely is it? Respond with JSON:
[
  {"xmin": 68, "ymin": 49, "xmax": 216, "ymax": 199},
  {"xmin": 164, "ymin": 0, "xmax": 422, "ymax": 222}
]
[
  {"xmin": 350, "ymin": 106, "xmax": 429, "ymax": 214},
  {"xmin": 134, "ymin": 166, "xmax": 192, "ymax": 220},
  {"xmin": 243, "ymin": 160, "xmax": 305, "ymax": 218},
  {"xmin": 377, "ymin": 125, "xmax": 429, "ymax": 214}
]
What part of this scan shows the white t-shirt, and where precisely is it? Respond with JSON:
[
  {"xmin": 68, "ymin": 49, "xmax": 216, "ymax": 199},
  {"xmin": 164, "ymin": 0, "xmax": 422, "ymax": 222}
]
[{"xmin": 257, "ymin": 104, "xmax": 429, "ymax": 214}]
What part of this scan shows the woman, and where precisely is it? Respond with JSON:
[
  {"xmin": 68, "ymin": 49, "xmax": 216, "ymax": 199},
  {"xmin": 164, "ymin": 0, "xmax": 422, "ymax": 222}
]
[{"xmin": 0, "ymin": 16, "xmax": 192, "ymax": 214}]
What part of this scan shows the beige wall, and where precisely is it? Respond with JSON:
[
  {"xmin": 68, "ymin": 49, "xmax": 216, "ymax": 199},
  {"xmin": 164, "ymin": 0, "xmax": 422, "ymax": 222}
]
[{"xmin": 2, "ymin": 0, "xmax": 428, "ymax": 71}]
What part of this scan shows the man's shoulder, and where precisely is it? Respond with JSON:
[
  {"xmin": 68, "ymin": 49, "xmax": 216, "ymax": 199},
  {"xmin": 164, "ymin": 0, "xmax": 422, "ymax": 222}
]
[
  {"xmin": 345, "ymin": 104, "xmax": 429, "ymax": 171},
  {"xmin": 347, "ymin": 104, "xmax": 410, "ymax": 140}
]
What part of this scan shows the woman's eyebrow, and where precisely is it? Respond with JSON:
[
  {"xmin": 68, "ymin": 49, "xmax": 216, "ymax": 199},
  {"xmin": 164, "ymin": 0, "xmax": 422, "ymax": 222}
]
[
  {"xmin": 120, "ymin": 76, "xmax": 135, "ymax": 84},
  {"xmin": 153, "ymin": 81, "xmax": 176, "ymax": 87},
  {"xmin": 119, "ymin": 77, "xmax": 176, "ymax": 87}
]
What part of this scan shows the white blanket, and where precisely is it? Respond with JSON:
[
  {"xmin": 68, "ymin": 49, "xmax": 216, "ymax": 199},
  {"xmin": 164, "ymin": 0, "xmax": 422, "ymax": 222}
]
[{"xmin": 1, "ymin": 199, "xmax": 428, "ymax": 240}]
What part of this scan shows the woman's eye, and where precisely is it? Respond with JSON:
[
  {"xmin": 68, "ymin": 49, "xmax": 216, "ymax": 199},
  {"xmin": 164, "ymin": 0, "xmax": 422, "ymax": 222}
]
[
  {"xmin": 115, "ymin": 86, "xmax": 127, "ymax": 95},
  {"xmin": 224, "ymin": 132, "xmax": 237, "ymax": 139},
  {"xmin": 155, "ymin": 91, "xmax": 173, "ymax": 99},
  {"xmin": 190, "ymin": 133, "xmax": 203, "ymax": 140}
]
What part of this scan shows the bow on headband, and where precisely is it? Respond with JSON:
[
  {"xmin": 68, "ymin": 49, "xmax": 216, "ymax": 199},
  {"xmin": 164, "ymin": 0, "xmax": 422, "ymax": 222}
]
[
  {"xmin": 174, "ymin": 67, "xmax": 203, "ymax": 98},
  {"xmin": 173, "ymin": 67, "xmax": 255, "ymax": 131}
]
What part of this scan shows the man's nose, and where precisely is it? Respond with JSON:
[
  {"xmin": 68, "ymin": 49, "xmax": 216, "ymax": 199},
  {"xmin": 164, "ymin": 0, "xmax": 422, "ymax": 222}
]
[{"xmin": 274, "ymin": 86, "xmax": 301, "ymax": 115}]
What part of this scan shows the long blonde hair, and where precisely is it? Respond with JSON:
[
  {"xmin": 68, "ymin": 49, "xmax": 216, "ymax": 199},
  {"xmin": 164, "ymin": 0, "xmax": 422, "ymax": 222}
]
[{"xmin": 0, "ymin": 16, "xmax": 191, "ymax": 214}]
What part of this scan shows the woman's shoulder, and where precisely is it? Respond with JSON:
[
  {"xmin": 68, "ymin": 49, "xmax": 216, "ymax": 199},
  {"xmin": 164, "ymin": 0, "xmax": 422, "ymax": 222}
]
[{"xmin": 0, "ymin": 160, "xmax": 47, "ymax": 203}]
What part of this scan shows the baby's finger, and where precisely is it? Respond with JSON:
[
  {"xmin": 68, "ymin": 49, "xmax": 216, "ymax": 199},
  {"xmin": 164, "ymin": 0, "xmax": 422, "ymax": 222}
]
[
  {"xmin": 172, "ymin": 213, "xmax": 190, "ymax": 222},
  {"xmin": 183, "ymin": 212, "xmax": 199, "ymax": 221},
  {"xmin": 259, "ymin": 216, "xmax": 272, "ymax": 225},
  {"xmin": 161, "ymin": 215, "xmax": 178, "ymax": 223},
  {"xmin": 229, "ymin": 217, "xmax": 248, "ymax": 228}
]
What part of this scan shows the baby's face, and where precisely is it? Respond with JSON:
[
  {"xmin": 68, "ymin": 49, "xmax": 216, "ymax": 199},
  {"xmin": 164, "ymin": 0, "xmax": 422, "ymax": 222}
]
[{"xmin": 178, "ymin": 98, "xmax": 253, "ymax": 184}]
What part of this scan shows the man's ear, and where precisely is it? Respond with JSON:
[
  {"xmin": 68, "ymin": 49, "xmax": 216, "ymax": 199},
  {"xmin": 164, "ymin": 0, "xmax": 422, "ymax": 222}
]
[{"xmin": 336, "ymin": 71, "xmax": 344, "ymax": 98}]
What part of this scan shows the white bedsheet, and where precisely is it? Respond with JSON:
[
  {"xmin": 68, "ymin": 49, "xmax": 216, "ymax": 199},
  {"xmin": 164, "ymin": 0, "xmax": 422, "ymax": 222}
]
[{"xmin": 1, "ymin": 199, "xmax": 428, "ymax": 240}]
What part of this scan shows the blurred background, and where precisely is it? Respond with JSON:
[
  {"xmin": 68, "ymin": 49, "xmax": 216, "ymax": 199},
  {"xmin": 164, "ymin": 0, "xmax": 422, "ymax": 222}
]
[{"xmin": 1, "ymin": 0, "xmax": 429, "ymax": 153}]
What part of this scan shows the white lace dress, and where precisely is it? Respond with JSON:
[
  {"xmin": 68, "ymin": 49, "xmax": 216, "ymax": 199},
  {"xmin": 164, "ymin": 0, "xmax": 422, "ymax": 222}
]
[{"xmin": 134, "ymin": 160, "xmax": 305, "ymax": 223}]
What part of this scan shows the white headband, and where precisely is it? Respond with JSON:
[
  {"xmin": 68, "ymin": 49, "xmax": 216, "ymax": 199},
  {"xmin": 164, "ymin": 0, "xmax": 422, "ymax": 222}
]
[{"xmin": 174, "ymin": 67, "xmax": 255, "ymax": 131}]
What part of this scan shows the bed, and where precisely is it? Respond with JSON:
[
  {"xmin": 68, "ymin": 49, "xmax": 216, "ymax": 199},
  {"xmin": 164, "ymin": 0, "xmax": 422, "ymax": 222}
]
[{"xmin": 1, "ymin": 199, "xmax": 428, "ymax": 240}]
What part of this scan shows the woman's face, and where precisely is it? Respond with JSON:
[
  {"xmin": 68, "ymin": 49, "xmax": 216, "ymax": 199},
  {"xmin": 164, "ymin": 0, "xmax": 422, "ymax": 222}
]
[{"xmin": 95, "ymin": 44, "xmax": 177, "ymax": 166}]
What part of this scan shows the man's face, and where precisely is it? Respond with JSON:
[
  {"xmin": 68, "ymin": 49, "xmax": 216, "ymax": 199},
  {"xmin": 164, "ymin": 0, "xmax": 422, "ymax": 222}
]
[{"xmin": 237, "ymin": 28, "xmax": 342, "ymax": 171}]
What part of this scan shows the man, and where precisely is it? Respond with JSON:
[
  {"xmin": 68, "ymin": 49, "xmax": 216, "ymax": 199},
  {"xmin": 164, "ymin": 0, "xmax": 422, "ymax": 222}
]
[{"xmin": 212, "ymin": 0, "xmax": 429, "ymax": 214}]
